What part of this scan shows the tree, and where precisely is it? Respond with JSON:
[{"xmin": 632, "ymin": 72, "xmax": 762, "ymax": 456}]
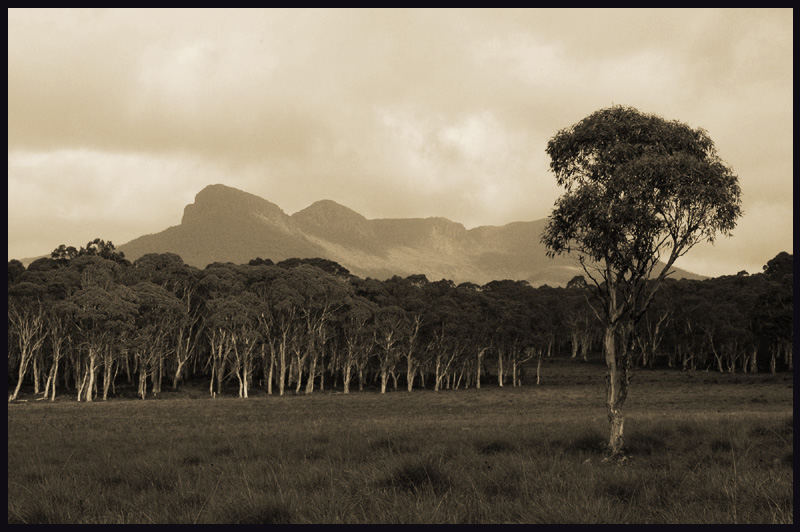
[
  {"xmin": 8, "ymin": 260, "xmax": 25, "ymax": 286},
  {"xmin": 70, "ymin": 285, "xmax": 137, "ymax": 401},
  {"xmin": 339, "ymin": 298, "xmax": 376, "ymax": 394},
  {"xmin": 541, "ymin": 106, "xmax": 742, "ymax": 458},
  {"xmin": 374, "ymin": 306, "xmax": 405, "ymax": 394},
  {"xmin": 51, "ymin": 244, "xmax": 79, "ymax": 263},
  {"xmin": 8, "ymin": 283, "xmax": 47, "ymax": 402}
]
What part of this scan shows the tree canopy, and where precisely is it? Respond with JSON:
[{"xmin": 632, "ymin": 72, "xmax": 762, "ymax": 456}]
[{"xmin": 543, "ymin": 106, "xmax": 742, "ymax": 325}]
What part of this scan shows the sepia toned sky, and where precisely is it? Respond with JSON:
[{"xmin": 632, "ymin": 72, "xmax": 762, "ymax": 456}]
[{"xmin": 8, "ymin": 8, "xmax": 794, "ymax": 276}]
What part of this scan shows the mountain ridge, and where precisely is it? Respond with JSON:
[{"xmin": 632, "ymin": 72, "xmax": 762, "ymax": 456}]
[{"xmin": 23, "ymin": 184, "xmax": 708, "ymax": 286}]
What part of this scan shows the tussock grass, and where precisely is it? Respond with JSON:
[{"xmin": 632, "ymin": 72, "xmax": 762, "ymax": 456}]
[
  {"xmin": 380, "ymin": 457, "xmax": 451, "ymax": 494},
  {"xmin": 7, "ymin": 366, "xmax": 793, "ymax": 524},
  {"xmin": 477, "ymin": 439, "xmax": 517, "ymax": 455}
]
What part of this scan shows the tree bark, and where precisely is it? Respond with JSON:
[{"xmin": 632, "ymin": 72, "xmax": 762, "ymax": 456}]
[
  {"xmin": 305, "ymin": 352, "xmax": 317, "ymax": 394},
  {"xmin": 32, "ymin": 356, "xmax": 40, "ymax": 395},
  {"xmin": 343, "ymin": 363, "xmax": 352, "ymax": 394},
  {"xmin": 85, "ymin": 349, "xmax": 96, "ymax": 403},
  {"xmin": 497, "ymin": 351, "xmax": 504, "ymax": 387},
  {"xmin": 406, "ymin": 356, "xmax": 416, "ymax": 392},
  {"xmin": 278, "ymin": 341, "xmax": 286, "ymax": 396},
  {"xmin": 476, "ymin": 348, "xmax": 485, "ymax": 389},
  {"xmin": 604, "ymin": 325, "xmax": 627, "ymax": 458},
  {"xmin": 266, "ymin": 344, "xmax": 274, "ymax": 395},
  {"xmin": 50, "ymin": 356, "xmax": 59, "ymax": 401},
  {"xmin": 770, "ymin": 346, "xmax": 777, "ymax": 375},
  {"xmin": 536, "ymin": 355, "xmax": 542, "ymax": 385}
]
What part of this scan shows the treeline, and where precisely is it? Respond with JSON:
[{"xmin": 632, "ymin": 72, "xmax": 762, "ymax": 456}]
[{"xmin": 7, "ymin": 239, "xmax": 793, "ymax": 402}]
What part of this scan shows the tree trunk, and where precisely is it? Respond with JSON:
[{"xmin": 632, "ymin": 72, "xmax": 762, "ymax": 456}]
[
  {"xmin": 581, "ymin": 334, "xmax": 589, "ymax": 361},
  {"xmin": 343, "ymin": 363, "xmax": 352, "ymax": 394},
  {"xmin": 380, "ymin": 370, "xmax": 388, "ymax": 394},
  {"xmin": 173, "ymin": 357, "xmax": 185, "ymax": 390},
  {"xmin": 294, "ymin": 355, "xmax": 304, "ymax": 394},
  {"xmin": 279, "ymin": 344, "xmax": 286, "ymax": 397},
  {"xmin": 571, "ymin": 332, "xmax": 579, "ymax": 359},
  {"xmin": 536, "ymin": 355, "xmax": 542, "ymax": 385},
  {"xmin": 497, "ymin": 351, "xmax": 504, "ymax": 387},
  {"xmin": 604, "ymin": 325, "xmax": 627, "ymax": 458},
  {"xmin": 156, "ymin": 352, "xmax": 163, "ymax": 395},
  {"xmin": 770, "ymin": 346, "xmax": 777, "ymax": 375},
  {"xmin": 102, "ymin": 357, "xmax": 113, "ymax": 401},
  {"xmin": 406, "ymin": 356, "xmax": 415, "ymax": 392},
  {"xmin": 511, "ymin": 356, "xmax": 517, "ymax": 388},
  {"xmin": 85, "ymin": 350, "xmax": 96, "ymax": 403},
  {"xmin": 236, "ymin": 367, "xmax": 244, "ymax": 398},
  {"xmin": 217, "ymin": 359, "xmax": 227, "ymax": 397},
  {"xmin": 139, "ymin": 369, "xmax": 147, "ymax": 400},
  {"xmin": 305, "ymin": 353, "xmax": 317, "ymax": 394},
  {"xmin": 9, "ymin": 350, "xmax": 30, "ymax": 402},
  {"xmin": 266, "ymin": 346, "xmax": 274, "ymax": 396},
  {"xmin": 77, "ymin": 367, "xmax": 88, "ymax": 402},
  {"xmin": 209, "ymin": 360, "xmax": 216, "ymax": 397},
  {"xmin": 50, "ymin": 357, "xmax": 59, "ymax": 401},
  {"xmin": 243, "ymin": 362, "xmax": 249, "ymax": 398},
  {"xmin": 33, "ymin": 356, "xmax": 40, "ymax": 395}
]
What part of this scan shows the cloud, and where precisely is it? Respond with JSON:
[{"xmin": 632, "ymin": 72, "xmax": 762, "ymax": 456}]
[{"xmin": 7, "ymin": 8, "xmax": 794, "ymax": 276}]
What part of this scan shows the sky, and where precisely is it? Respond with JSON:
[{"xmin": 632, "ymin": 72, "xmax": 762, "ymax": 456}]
[{"xmin": 7, "ymin": 8, "xmax": 794, "ymax": 276}]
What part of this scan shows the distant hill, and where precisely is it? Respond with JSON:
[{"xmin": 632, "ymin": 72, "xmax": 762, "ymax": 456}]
[{"xmin": 114, "ymin": 184, "xmax": 705, "ymax": 286}]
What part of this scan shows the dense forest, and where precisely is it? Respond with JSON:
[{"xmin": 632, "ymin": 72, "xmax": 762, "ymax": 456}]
[{"xmin": 7, "ymin": 239, "xmax": 793, "ymax": 402}]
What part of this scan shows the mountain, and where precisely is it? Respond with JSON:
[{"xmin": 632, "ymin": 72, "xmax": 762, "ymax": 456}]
[{"xmin": 118, "ymin": 184, "xmax": 704, "ymax": 286}]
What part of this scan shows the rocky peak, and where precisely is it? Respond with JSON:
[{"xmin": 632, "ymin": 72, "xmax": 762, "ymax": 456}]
[
  {"xmin": 292, "ymin": 199, "xmax": 367, "ymax": 227},
  {"xmin": 181, "ymin": 184, "xmax": 288, "ymax": 225}
]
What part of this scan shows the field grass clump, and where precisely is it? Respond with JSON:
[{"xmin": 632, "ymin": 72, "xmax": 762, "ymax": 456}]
[
  {"xmin": 564, "ymin": 429, "xmax": 606, "ymax": 454},
  {"xmin": 380, "ymin": 457, "xmax": 450, "ymax": 495},
  {"xmin": 369, "ymin": 435, "xmax": 420, "ymax": 455},
  {"xmin": 7, "ymin": 367, "xmax": 793, "ymax": 524},
  {"xmin": 477, "ymin": 439, "xmax": 517, "ymax": 455},
  {"xmin": 223, "ymin": 500, "xmax": 293, "ymax": 524}
]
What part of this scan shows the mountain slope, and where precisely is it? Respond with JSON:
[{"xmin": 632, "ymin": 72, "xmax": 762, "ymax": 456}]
[{"xmin": 117, "ymin": 184, "xmax": 705, "ymax": 286}]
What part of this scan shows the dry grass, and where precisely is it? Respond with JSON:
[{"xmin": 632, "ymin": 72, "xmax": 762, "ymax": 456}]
[{"xmin": 7, "ymin": 363, "xmax": 793, "ymax": 523}]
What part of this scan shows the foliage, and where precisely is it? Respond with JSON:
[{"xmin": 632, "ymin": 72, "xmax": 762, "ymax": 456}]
[{"xmin": 6, "ymin": 235, "xmax": 793, "ymax": 402}]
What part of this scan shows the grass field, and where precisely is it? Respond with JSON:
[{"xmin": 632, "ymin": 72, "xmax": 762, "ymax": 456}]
[{"xmin": 7, "ymin": 361, "xmax": 794, "ymax": 523}]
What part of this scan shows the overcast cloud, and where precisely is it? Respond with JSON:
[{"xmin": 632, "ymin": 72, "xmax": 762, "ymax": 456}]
[{"xmin": 8, "ymin": 8, "xmax": 793, "ymax": 276}]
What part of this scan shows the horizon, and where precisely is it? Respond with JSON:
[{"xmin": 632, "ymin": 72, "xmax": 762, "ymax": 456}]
[
  {"xmin": 8, "ymin": 9, "xmax": 794, "ymax": 277},
  {"xmin": 10, "ymin": 181, "xmax": 789, "ymax": 280}
]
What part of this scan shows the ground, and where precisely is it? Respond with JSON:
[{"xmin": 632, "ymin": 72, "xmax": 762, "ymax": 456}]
[{"xmin": 7, "ymin": 360, "xmax": 794, "ymax": 524}]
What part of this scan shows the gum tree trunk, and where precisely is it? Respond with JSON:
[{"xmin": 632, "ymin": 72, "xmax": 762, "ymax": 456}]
[
  {"xmin": 476, "ymin": 347, "xmax": 486, "ymax": 389},
  {"xmin": 406, "ymin": 356, "xmax": 416, "ymax": 392},
  {"xmin": 305, "ymin": 352, "xmax": 317, "ymax": 394},
  {"xmin": 604, "ymin": 325, "xmax": 627, "ymax": 458},
  {"xmin": 380, "ymin": 369, "xmax": 388, "ymax": 394},
  {"xmin": 536, "ymin": 354, "xmax": 542, "ymax": 385},
  {"xmin": 497, "ymin": 350, "xmax": 504, "ymax": 387},
  {"xmin": 278, "ymin": 340, "xmax": 287, "ymax": 396},
  {"xmin": 85, "ymin": 348, "xmax": 97, "ymax": 403},
  {"xmin": 343, "ymin": 363, "xmax": 352, "ymax": 394}
]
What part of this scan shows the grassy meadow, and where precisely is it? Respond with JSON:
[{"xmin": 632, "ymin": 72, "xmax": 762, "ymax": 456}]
[{"xmin": 7, "ymin": 361, "xmax": 794, "ymax": 524}]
